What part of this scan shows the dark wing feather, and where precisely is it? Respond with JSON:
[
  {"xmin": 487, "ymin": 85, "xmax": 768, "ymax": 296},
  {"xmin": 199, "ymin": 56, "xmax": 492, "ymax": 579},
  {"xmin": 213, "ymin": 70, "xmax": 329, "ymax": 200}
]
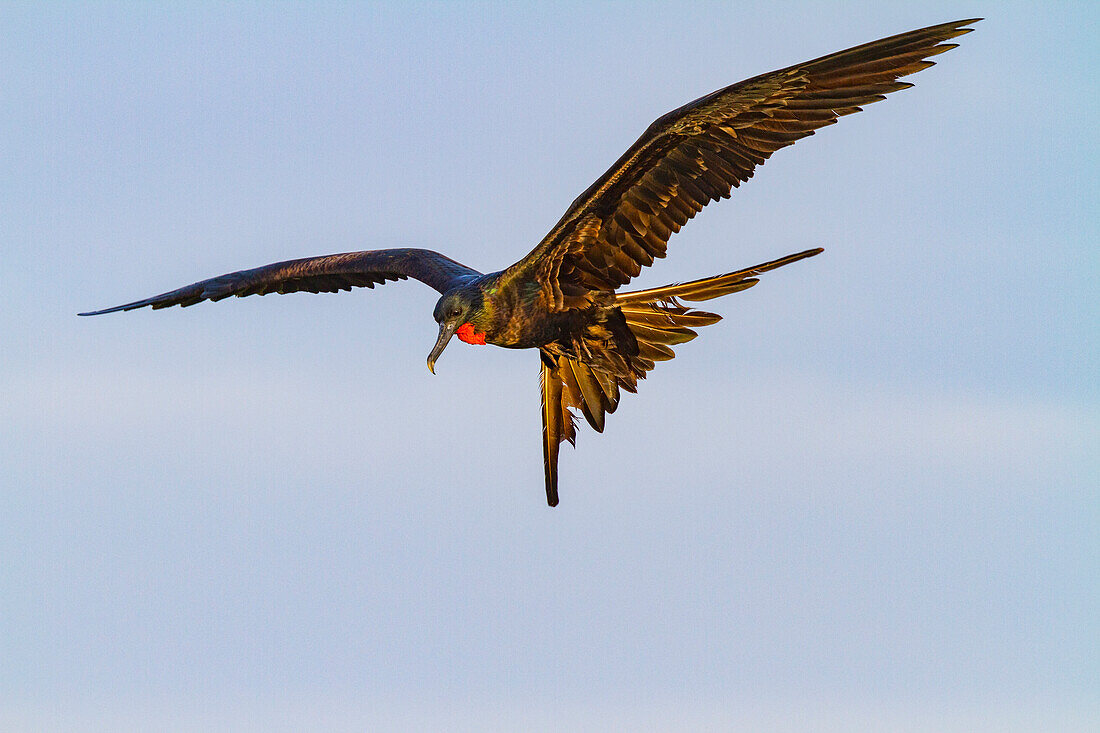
[
  {"xmin": 79, "ymin": 248, "xmax": 481, "ymax": 315},
  {"xmin": 509, "ymin": 19, "xmax": 978, "ymax": 306}
]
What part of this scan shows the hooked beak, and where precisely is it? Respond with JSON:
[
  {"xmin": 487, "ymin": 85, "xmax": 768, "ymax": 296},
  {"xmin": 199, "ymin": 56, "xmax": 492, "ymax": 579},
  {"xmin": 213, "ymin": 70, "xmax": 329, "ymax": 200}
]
[{"xmin": 427, "ymin": 321, "xmax": 457, "ymax": 374}]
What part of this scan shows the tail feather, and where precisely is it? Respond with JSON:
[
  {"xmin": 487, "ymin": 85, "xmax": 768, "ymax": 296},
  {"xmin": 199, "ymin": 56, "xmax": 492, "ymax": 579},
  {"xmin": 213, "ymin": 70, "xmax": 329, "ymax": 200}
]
[
  {"xmin": 538, "ymin": 247, "xmax": 822, "ymax": 506},
  {"xmin": 616, "ymin": 247, "xmax": 822, "ymax": 304},
  {"xmin": 539, "ymin": 361, "xmax": 570, "ymax": 507},
  {"xmin": 618, "ymin": 247, "xmax": 822, "ymax": 380}
]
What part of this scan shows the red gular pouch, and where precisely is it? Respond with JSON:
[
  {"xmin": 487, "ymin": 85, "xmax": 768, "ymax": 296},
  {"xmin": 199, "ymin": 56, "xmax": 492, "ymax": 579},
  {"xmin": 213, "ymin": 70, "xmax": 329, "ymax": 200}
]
[{"xmin": 455, "ymin": 322, "xmax": 486, "ymax": 345}]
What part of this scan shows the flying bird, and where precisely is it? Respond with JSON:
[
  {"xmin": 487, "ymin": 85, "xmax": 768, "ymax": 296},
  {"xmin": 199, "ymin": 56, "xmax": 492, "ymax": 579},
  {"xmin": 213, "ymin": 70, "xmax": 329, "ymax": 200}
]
[{"xmin": 81, "ymin": 19, "xmax": 979, "ymax": 506}]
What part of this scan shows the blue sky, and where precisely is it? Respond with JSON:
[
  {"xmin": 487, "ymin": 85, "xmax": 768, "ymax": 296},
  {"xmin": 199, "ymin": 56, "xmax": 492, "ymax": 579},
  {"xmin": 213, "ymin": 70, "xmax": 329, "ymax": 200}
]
[{"xmin": 2, "ymin": 2, "xmax": 1097, "ymax": 730}]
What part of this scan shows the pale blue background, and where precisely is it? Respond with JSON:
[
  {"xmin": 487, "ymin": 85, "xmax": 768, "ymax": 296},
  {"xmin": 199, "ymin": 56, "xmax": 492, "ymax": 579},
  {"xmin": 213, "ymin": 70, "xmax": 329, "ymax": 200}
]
[{"xmin": 2, "ymin": 2, "xmax": 1097, "ymax": 730}]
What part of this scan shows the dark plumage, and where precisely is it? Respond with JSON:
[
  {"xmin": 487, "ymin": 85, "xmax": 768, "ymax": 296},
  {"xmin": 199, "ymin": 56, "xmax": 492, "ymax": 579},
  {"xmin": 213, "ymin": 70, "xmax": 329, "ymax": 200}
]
[{"xmin": 81, "ymin": 19, "xmax": 979, "ymax": 506}]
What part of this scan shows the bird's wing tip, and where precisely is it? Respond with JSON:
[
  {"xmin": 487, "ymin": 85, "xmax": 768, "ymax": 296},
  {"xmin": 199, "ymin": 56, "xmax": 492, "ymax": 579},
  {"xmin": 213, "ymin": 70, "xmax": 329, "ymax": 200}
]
[
  {"xmin": 948, "ymin": 19, "xmax": 982, "ymax": 35},
  {"xmin": 78, "ymin": 305, "xmax": 128, "ymax": 316},
  {"xmin": 943, "ymin": 18, "xmax": 982, "ymax": 29}
]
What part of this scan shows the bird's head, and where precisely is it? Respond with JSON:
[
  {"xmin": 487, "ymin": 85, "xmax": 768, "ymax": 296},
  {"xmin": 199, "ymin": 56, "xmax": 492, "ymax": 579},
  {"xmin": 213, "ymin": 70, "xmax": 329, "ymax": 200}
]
[{"xmin": 427, "ymin": 285, "xmax": 486, "ymax": 373}]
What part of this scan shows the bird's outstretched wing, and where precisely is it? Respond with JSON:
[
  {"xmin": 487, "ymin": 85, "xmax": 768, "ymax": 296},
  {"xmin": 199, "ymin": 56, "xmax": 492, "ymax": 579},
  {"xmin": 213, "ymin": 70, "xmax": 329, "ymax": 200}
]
[
  {"xmin": 510, "ymin": 19, "xmax": 978, "ymax": 307},
  {"xmin": 79, "ymin": 248, "xmax": 481, "ymax": 315}
]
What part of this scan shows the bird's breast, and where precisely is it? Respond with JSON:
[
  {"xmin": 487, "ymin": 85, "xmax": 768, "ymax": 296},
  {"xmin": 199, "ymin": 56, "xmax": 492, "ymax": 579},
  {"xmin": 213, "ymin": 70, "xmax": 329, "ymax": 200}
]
[{"xmin": 483, "ymin": 287, "xmax": 577, "ymax": 350}]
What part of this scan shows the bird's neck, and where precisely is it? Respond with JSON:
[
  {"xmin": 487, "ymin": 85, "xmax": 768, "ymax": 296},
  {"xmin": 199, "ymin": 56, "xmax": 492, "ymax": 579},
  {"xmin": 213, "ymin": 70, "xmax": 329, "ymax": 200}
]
[{"xmin": 456, "ymin": 322, "xmax": 486, "ymax": 345}]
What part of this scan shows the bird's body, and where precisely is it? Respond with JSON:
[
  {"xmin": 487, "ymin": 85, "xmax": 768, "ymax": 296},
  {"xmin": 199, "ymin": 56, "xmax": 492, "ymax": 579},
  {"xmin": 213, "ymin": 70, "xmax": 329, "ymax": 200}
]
[
  {"xmin": 81, "ymin": 19, "xmax": 979, "ymax": 505},
  {"xmin": 464, "ymin": 274, "xmax": 564, "ymax": 350}
]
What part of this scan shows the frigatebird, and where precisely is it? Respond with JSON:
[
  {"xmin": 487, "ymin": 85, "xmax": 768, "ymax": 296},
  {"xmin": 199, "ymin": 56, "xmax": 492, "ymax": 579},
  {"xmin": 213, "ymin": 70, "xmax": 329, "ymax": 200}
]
[{"xmin": 81, "ymin": 19, "xmax": 978, "ymax": 506}]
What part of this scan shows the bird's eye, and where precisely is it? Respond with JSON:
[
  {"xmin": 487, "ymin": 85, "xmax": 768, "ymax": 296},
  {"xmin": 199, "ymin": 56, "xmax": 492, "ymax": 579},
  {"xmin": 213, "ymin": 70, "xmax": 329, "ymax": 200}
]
[{"xmin": 451, "ymin": 308, "xmax": 461, "ymax": 317}]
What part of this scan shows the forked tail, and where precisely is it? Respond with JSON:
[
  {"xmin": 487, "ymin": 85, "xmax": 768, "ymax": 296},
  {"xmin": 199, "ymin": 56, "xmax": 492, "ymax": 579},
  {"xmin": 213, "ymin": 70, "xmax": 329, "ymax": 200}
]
[
  {"xmin": 538, "ymin": 247, "xmax": 823, "ymax": 506},
  {"xmin": 616, "ymin": 247, "xmax": 822, "ymax": 373}
]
